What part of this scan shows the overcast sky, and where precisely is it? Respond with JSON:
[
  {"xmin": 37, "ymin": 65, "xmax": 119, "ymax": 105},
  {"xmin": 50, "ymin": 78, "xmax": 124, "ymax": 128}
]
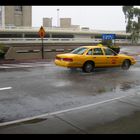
[{"xmin": 32, "ymin": 6, "xmax": 139, "ymax": 31}]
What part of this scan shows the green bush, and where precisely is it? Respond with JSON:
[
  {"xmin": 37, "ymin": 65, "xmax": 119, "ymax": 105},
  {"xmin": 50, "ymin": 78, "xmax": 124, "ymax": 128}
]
[
  {"xmin": 99, "ymin": 40, "xmax": 120, "ymax": 54},
  {"xmin": 0, "ymin": 44, "xmax": 6, "ymax": 59},
  {"xmin": 109, "ymin": 46, "xmax": 120, "ymax": 54}
]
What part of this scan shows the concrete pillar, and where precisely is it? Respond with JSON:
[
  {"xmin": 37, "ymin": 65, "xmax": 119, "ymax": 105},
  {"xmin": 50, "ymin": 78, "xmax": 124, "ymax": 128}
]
[
  {"xmin": 1, "ymin": 6, "xmax": 5, "ymax": 28},
  {"xmin": 5, "ymin": 6, "xmax": 15, "ymax": 27},
  {"xmin": 50, "ymin": 34, "xmax": 52, "ymax": 38},
  {"xmin": 22, "ymin": 33, "xmax": 25, "ymax": 38}
]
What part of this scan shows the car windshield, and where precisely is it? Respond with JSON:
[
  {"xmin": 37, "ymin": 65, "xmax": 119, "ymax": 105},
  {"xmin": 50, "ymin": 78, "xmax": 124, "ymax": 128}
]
[{"xmin": 70, "ymin": 47, "xmax": 87, "ymax": 55}]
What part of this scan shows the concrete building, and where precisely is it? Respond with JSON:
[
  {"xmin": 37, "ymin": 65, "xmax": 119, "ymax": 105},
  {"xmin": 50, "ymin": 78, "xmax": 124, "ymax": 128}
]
[
  {"xmin": 60, "ymin": 18, "xmax": 80, "ymax": 29},
  {"xmin": 0, "ymin": 6, "xmax": 32, "ymax": 28},
  {"xmin": 71, "ymin": 25, "xmax": 80, "ymax": 29},
  {"xmin": 43, "ymin": 18, "xmax": 52, "ymax": 27},
  {"xmin": 60, "ymin": 18, "xmax": 71, "ymax": 28}
]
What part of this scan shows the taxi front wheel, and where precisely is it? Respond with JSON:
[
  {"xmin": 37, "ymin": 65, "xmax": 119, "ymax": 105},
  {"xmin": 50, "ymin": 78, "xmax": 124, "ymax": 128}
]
[
  {"xmin": 82, "ymin": 62, "xmax": 95, "ymax": 73},
  {"xmin": 121, "ymin": 60, "xmax": 131, "ymax": 70}
]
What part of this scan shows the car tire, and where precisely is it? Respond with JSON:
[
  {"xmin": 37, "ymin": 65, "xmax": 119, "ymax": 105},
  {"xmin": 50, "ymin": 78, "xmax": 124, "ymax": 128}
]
[
  {"xmin": 121, "ymin": 60, "xmax": 131, "ymax": 70},
  {"xmin": 82, "ymin": 61, "xmax": 95, "ymax": 73}
]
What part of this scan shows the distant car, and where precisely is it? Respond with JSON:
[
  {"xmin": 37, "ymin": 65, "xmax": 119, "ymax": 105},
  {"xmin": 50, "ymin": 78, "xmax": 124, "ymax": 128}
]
[{"xmin": 54, "ymin": 46, "xmax": 136, "ymax": 73}]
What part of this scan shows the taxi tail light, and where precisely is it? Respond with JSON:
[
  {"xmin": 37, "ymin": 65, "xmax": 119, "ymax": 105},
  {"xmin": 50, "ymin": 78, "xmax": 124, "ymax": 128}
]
[
  {"xmin": 132, "ymin": 57, "xmax": 136, "ymax": 61},
  {"xmin": 62, "ymin": 58, "xmax": 73, "ymax": 62}
]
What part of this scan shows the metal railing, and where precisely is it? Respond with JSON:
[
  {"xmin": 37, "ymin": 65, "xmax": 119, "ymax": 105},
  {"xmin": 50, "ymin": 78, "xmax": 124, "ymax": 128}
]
[
  {"xmin": 0, "ymin": 37, "xmax": 131, "ymax": 44},
  {"xmin": 0, "ymin": 26, "xmax": 131, "ymax": 35}
]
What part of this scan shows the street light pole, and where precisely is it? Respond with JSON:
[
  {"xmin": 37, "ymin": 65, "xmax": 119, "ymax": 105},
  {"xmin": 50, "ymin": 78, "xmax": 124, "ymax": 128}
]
[
  {"xmin": 41, "ymin": 37, "xmax": 44, "ymax": 59},
  {"xmin": 57, "ymin": 9, "xmax": 59, "ymax": 27}
]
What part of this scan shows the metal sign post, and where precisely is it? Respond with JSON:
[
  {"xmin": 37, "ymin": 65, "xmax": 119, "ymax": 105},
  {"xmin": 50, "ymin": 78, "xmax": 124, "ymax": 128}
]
[
  {"xmin": 38, "ymin": 26, "xmax": 46, "ymax": 59},
  {"xmin": 41, "ymin": 37, "xmax": 44, "ymax": 59}
]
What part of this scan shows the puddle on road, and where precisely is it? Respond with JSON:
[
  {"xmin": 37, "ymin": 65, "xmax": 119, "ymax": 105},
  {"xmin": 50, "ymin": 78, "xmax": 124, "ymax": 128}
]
[
  {"xmin": 95, "ymin": 80, "xmax": 140, "ymax": 94},
  {"xmin": 118, "ymin": 80, "xmax": 140, "ymax": 92},
  {"xmin": 53, "ymin": 81, "xmax": 72, "ymax": 87},
  {"xmin": 54, "ymin": 67, "xmax": 140, "ymax": 95},
  {"xmin": 21, "ymin": 118, "xmax": 47, "ymax": 125},
  {"xmin": 0, "ymin": 68, "xmax": 31, "ymax": 72},
  {"xmin": 0, "ymin": 118, "xmax": 48, "ymax": 129},
  {"xmin": 119, "ymin": 82, "xmax": 135, "ymax": 91},
  {"xmin": 0, "ymin": 118, "xmax": 6, "ymax": 123}
]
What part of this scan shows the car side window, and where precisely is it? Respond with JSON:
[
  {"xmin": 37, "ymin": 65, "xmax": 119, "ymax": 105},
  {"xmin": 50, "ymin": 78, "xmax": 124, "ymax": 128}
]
[
  {"xmin": 104, "ymin": 48, "xmax": 115, "ymax": 55},
  {"xmin": 86, "ymin": 49, "xmax": 93, "ymax": 55},
  {"xmin": 93, "ymin": 48, "xmax": 103, "ymax": 55}
]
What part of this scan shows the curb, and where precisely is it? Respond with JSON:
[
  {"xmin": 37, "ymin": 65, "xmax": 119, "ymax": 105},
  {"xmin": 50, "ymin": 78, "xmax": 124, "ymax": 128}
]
[{"xmin": 0, "ymin": 59, "xmax": 53, "ymax": 64}]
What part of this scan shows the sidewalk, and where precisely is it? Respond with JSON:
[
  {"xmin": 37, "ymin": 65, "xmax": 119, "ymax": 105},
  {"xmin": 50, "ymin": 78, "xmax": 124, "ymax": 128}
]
[{"xmin": 0, "ymin": 93, "xmax": 140, "ymax": 134}]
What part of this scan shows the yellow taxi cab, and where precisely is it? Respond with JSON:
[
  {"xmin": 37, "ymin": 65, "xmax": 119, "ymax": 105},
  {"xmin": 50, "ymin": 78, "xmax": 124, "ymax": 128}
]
[{"xmin": 54, "ymin": 46, "xmax": 136, "ymax": 73}]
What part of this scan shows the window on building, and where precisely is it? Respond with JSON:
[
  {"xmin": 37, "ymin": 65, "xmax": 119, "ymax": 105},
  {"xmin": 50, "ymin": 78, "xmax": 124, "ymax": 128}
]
[{"xmin": 15, "ymin": 6, "xmax": 22, "ymax": 12}]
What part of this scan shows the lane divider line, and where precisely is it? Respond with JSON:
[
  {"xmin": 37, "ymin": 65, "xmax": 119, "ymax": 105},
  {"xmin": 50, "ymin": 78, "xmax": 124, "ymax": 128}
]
[{"xmin": 0, "ymin": 87, "xmax": 12, "ymax": 91}]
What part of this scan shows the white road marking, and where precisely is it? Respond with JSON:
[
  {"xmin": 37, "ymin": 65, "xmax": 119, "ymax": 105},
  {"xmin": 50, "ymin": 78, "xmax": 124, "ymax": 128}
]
[
  {"xmin": 0, "ymin": 94, "xmax": 134, "ymax": 127},
  {"xmin": 0, "ymin": 63, "xmax": 50, "ymax": 69},
  {"xmin": 0, "ymin": 66, "xmax": 12, "ymax": 69},
  {"xmin": 0, "ymin": 87, "xmax": 12, "ymax": 91}
]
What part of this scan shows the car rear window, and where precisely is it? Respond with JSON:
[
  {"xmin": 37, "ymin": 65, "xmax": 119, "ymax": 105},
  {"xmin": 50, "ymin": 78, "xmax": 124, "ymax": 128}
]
[
  {"xmin": 104, "ymin": 48, "xmax": 116, "ymax": 55},
  {"xmin": 70, "ymin": 47, "xmax": 87, "ymax": 55}
]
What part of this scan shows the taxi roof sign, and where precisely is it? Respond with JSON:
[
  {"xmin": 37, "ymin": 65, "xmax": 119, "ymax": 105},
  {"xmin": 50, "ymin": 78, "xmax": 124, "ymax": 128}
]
[{"xmin": 38, "ymin": 26, "xmax": 46, "ymax": 38}]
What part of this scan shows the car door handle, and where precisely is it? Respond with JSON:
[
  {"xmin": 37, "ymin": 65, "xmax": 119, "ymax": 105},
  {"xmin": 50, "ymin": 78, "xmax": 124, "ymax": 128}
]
[{"xmin": 93, "ymin": 57, "xmax": 96, "ymax": 58}]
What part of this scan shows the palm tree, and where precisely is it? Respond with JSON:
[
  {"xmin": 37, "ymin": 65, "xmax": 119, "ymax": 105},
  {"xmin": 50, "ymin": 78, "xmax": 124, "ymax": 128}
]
[
  {"xmin": 122, "ymin": 6, "xmax": 134, "ymax": 33},
  {"xmin": 122, "ymin": 6, "xmax": 140, "ymax": 44},
  {"xmin": 122, "ymin": 6, "xmax": 134, "ymax": 24},
  {"xmin": 132, "ymin": 8, "xmax": 140, "ymax": 44}
]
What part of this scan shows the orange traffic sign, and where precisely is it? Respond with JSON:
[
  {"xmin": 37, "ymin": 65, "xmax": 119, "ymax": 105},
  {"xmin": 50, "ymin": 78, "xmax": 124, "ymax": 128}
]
[{"xmin": 38, "ymin": 26, "xmax": 46, "ymax": 38}]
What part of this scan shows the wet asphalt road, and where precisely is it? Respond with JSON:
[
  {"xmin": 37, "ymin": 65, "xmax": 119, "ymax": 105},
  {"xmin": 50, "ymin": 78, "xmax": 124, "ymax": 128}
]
[{"xmin": 0, "ymin": 46, "xmax": 140, "ymax": 123}]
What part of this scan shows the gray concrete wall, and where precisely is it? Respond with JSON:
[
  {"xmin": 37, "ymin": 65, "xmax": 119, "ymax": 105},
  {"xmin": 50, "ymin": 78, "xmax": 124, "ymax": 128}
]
[
  {"xmin": 15, "ymin": 14, "xmax": 23, "ymax": 26},
  {"xmin": 4, "ymin": 44, "xmax": 82, "ymax": 60},
  {"xmin": 4, "ymin": 42, "xmax": 133, "ymax": 60}
]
